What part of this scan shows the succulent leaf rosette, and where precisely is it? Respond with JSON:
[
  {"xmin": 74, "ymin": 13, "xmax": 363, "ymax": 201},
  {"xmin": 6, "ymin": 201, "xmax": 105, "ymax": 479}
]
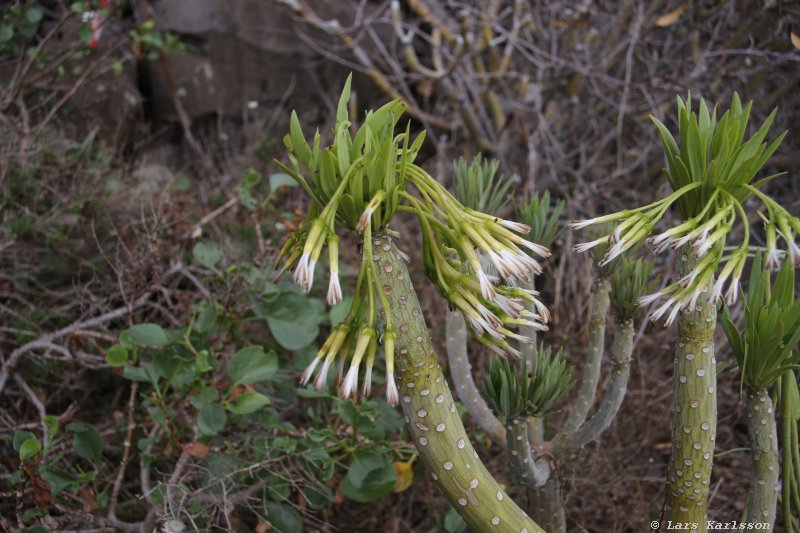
[
  {"xmin": 572, "ymin": 94, "xmax": 797, "ymax": 323},
  {"xmin": 277, "ymin": 75, "xmax": 550, "ymax": 405}
]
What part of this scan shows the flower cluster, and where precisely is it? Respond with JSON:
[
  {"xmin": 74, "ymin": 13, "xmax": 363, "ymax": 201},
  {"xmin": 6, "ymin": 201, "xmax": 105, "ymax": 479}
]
[
  {"xmin": 403, "ymin": 165, "xmax": 551, "ymax": 355},
  {"xmin": 277, "ymin": 75, "xmax": 550, "ymax": 405},
  {"xmin": 571, "ymin": 93, "xmax": 797, "ymax": 325}
]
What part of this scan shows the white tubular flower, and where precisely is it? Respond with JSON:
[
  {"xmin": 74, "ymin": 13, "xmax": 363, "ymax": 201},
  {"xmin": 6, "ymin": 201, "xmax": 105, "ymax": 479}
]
[
  {"xmin": 477, "ymin": 304, "xmax": 502, "ymax": 329},
  {"xmin": 670, "ymin": 234, "xmax": 693, "ymax": 249},
  {"xmin": 569, "ymin": 218, "xmax": 600, "ymax": 230},
  {"xmin": 356, "ymin": 206, "xmax": 376, "ymax": 233},
  {"xmin": 357, "ymin": 190, "xmax": 386, "ymax": 233},
  {"xmin": 498, "ymin": 219, "xmax": 531, "ymax": 234},
  {"xmin": 517, "ymin": 238, "xmax": 551, "ymax": 258},
  {"xmin": 327, "ymin": 272, "xmax": 342, "ymax": 305},
  {"xmin": 494, "ymin": 294, "xmax": 523, "ymax": 318},
  {"xmin": 665, "ymin": 301, "xmax": 682, "ymax": 327},
  {"xmin": 300, "ymin": 356, "xmax": 321, "ymax": 386},
  {"xmin": 515, "ymin": 251, "xmax": 543, "ymax": 275},
  {"xmin": 679, "ymin": 269, "xmax": 700, "ymax": 289},
  {"xmin": 478, "ymin": 270, "xmax": 496, "ymax": 301},
  {"xmin": 293, "ymin": 253, "xmax": 311, "ymax": 290},
  {"xmin": 724, "ymin": 279, "xmax": 740, "ymax": 305},
  {"xmin": 531, "ymin": 297, "xmax": 551, "ymax": 323},
  {"xmin": 340, "ymin": 363, "xmax": 360, "ymax": 399},
  {"xmin": 652, "ymin": 238, "xmax": 671, "ymax": 255},
  {"xmin": 304, "ymin": 260, "xmax": 317, "ymax": 292},
  {"xmin": 790, "ymin": 240, "xmax": 800, "ymax": 268},
  {"xmin": 339, "ymin": 328, "xmax": 373, "ymax": 399},
  {"xmin": 637, "ymin": 291, "xmax": 664, "ymax": 307},
  {"xmin": 488, "ymin": 250, "xmax": 512, "ymax": 279},
  {"xmin": 710, "ymin": 277, "xmax": 727, "ymax": 303},
  {"xmin": 650, "ymin": 298, "xmax": 677, "ymax": 323},
  {"xmin": 573, "ymin": 236, "xmax": 608, "ymax": 253},
  {"xmin": 766, "ymin": 248, "xmax": 782, "ymax": 271},
  {"xmin": 647, "ymin": 231, "xmax": 672, "ymax": 247},
  {"xmin": 386, "ymin": 372, "xmax": 399, "ymax": 406},
  {"xmin": 598, "ymin": 240, "xmax": 625, "ymax": 267},
  {"xmin": 313, "ymin": 357, "xmax": 333, "ymax": 390},
  {"xmin": 466, "ymin": 314, "xmax": 487, "ymax": 336},
  {"xmin": 362, "ymin": 365, "xmax": 373, "ymax": 397}
]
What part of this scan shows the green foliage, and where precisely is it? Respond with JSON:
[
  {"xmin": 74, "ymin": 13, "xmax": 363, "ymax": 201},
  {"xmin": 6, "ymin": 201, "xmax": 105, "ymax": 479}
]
[
  {"xmin": 278, "ymin": 73, "xmax": 425, "ymax": 231},
  {"xmin": 484, "ymin": 344, "xmax": 573, "ymax": 418},
  {"xmin": 721, "ymin": 255, "xmax": 800, "ymax": 390},
  {"xmin": 66, "ymin": 422, "xmax": 104, "ymax": 461},
  {"xmin": 340, "ymin": 449, "xmax": 397, "ymax": 502},
  {"xmin": 0, "ymin": 3, "xmax": 44, "ymax": 53},
  {"xmin": 443, "ymin": 506, "xmax": 468, "ymax": 533},
  {"xmin": 652, "ymin": 93, "xmax": 786, "ymax": 220},
  {"xmin": 129, "ymin": 18, "xmax": 190, "ymax": 61},
  {"xmin": 516, "ymin": 191, "xmax": 565, "ymax": 248},
  {"xmin": 452, "ymin": 155, "xmax": 515, "ymax": 215},
  {"xmin": 610, "ymin": 256, "xmax": 654, "ymax": 320}
]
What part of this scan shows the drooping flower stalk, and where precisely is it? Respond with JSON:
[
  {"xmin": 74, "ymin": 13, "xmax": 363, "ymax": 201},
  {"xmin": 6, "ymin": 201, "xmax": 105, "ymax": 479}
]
[{"xmin": 279, "ymin": 75, "xmax": 548, "ymax": 530}]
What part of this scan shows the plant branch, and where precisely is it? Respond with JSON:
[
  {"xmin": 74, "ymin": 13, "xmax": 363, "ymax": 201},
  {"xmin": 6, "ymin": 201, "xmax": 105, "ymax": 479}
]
[{"xmin": 445, "ymin": 310, "xmax": 506, "ymax": 443}]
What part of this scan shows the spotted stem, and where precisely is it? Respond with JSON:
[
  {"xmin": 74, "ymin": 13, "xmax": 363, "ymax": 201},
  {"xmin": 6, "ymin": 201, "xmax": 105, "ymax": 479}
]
[
  {"xmin": 372, "ymin": 233, "xmax": 543, "ymax": 533},
  {"xmin": 665, "ymin": 253, "xmax": 717, "ymax": 532}
]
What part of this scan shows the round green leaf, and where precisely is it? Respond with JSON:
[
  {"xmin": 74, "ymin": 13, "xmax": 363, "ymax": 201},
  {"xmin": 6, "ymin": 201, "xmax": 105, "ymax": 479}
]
[
  {"xmin": 66, "ymin": 422, "xmax": 104, "ymax": 462},
  {"xmin": 125, "ymin": 323, "xmax": 169, "ymax": 346},
  {"xmin": 106, "ymin": 344, "xmax": 129, "ymax": 366},
  {"xmin": 198, "ymin": 403, "xmax": 227, "ymax": 435},
  {"xmin": 13, "ymin": 430, "xmax": 36, "ymax": 451},
  {"xmin": 443, "ymin": 507, "xmax": 467, "ymax": 533},
  {"xmin": 341, "ymin": 450, "xmax": 396, "ymax": 503},
  {"xmin": 26, "ymin": 7, "xmax": 43, "ymax": 23},
  {"xmin": 256, "ymin": 292, "xmax": 322, "ymax": 350},
  {"xmin": 227, "ymin": 391, "xmax": 271, "ymax": 415},
  {"xmin": 228, "ymin": 346, "xmax": 278, "ymax": 385},
  {"xmin": 19, "ymin": 438, "xmax": 41, "ymax": 461},
  {"xmin": 193, "ymin": 242, "xmax": 222, "ymax": 269},
  {"xmin": 0, "ymin": 25, "xmax": 13, "ymax": 42},
  {"xmin": 264, "ymin": 501, "xmax": 303, "ymax": 533}
]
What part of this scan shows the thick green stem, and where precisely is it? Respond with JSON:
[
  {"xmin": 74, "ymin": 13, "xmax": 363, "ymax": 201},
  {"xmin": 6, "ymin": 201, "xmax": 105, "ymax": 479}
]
[
  {"xmin": 562, "ymin": 318, "xmax": 634, "ymax": 453},
  {"xmin": 507, "ymin": 417, "xmax": 551, "ymax": 489},
  {"xmin": 445, "ymin": 310, "xmax": 507, "ymax": 443},
  {"xmin": 372, "ymin": 233, "xmax": 543, "ymax": 533},
  {"xmin": 561, "ymin": 278, "xmax": 611, "ymax": 436},
  {"xmin": 533, "ymin": 471, "xmax": 566, "ymax": 533},
  {"xmin": 665, "ymin": 253, "xmax": 717, "ymax": 531},
  {"xmin": 745, "ymin": 388, "xmax": 779, "ymax": 530}
]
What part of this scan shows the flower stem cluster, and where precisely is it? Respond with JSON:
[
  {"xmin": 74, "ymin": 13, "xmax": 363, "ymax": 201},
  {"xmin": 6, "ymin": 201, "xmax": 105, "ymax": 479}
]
[
  {"xmin": 279, "ymin": 75, "xmax": 550, "ymax": 404},
  {"xmin": 401, "ymin": 164, "xmax": 551, "ymax": 356},
  {"xmin": 571, "ymin": 93, "xmax": 796, "ymax": 325}
]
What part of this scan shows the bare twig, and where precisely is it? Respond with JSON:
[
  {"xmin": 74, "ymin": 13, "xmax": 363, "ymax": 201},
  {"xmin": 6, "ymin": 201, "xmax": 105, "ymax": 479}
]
[
  {"xmin": 0, "ymin": 262, "xmax": 184, "ymax": 394},
  {"xmin": 108, "ymin": 382, "xmax": 139, "ymax": 520}
]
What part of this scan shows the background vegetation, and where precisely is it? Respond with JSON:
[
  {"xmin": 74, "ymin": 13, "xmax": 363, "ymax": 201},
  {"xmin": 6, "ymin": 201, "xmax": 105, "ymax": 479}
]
[{"xmin": 1, "ymin": 1, "xmax": 799, "ymax": 531}]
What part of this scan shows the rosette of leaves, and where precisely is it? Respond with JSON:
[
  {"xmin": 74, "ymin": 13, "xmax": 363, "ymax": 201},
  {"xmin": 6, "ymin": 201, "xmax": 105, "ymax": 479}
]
[
  {"xmin": 453, "ymin": 154, "xmax": 515, "ymax": 215},
  {"xmin": 516, "ymin": 191, "xmax": 565, "ymax": 251},
  {"xmin": 721, "ymin": 255, "xmax": 800, "ymax": 529},
  {"xmin": 610, "ymin": 256, "xmax": 655, "ymax": 321},
  {"xmin": 484, "ymin": 345, "xmax": 573, "ymax": 419}
]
